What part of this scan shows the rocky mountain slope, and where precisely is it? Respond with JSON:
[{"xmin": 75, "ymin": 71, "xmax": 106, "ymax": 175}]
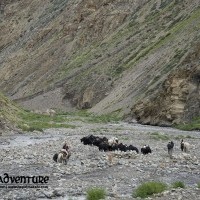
[
  {"xmin": 1, "ymin": 0, "xmax": 200, "ymax": 125},
  {"xmin": 134, "ymin": 43, "xmax": 200, "ymax": 126}
]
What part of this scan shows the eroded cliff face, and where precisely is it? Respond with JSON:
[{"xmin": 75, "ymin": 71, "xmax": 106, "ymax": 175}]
[
  {"xmin": 133, "ymin": 44, "xmax": 200, "ymax": 126},
  {"xmin": 0, "ymin": 0, "xmax": 148, "ymax": 109},
  {"xmin": 1, "ymin": 0, "xmax": 200, "ymax": 125}
]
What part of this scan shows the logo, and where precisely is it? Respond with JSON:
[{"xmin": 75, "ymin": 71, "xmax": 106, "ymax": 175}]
[{"xmin": 0, "ymin": 173, "xmax": 49, "ymax": 189}]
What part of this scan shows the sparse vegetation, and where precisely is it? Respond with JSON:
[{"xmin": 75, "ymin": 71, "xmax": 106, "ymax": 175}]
[
  {"xmin": 19, "ymin": 111, "xmax": 67, "ymax": 123},
  {"xmin": 114, "ymin": 66, "xmax": 124, "ymax": 75},
  {"xmin": 18, "ymin": 110, "xmax": 76, "ymax": 132},
  {"xmin": 17, "ymin": 107, "xmax": 121, "ymax": 131},
  {"xmin": 17, "ymin": 109, "xmax": 122, "ymax": 132},
  {"xmin": 0, "ymin": 92, "xmax": 22, "ymax": 129},
  {"xmin": 18, "ymin": 121, "xmax": 75, "ymax": 132},
  {"xmin": 133, "ymin": 181, "xmax": 167, "ymax": 198},
  {"xmin": 174, "ymin": 135, "xmax": 184, "ymax": 140},
  {"xmin": 60, "ymin": 110, "xmax": 121, "ymax": 123},
  {"xmin": 150, "ymin": 132, "xmax": 170, "ymax": 141},
  {"xmin": 120, "ymin": 136, "xmax": 129, "ymax": 140},
  {"xmin": 86, "ymin": 113, "xmax": 121, "ymax": 123},
  {"xmin": 174, "ymin": 134, "xmax": 195, "ymax": 140},
  {"xmin": 185, "ymin": 135, "xmax": 192, "ymax": 139},
  {"xmin": 86, "ymin": 187, "xmax": 106, "ymax": 200},
  {"xmin": 0, "ymin": 92, "xmax": 78, "ymax": 132},
  {"xmin": 60, "ymin": 108, "xmax": 121, "ymax": 120},
  {"xmin": 175, "ymin": 119, "xmax": 200, "ymax": 131},
  {"xmin": 159, "ymin": 0, "xmax": 171, "ymax": 9},
  {"xmin": 172, "ymin": 181, "xmax": 185, "ymax": 189}
]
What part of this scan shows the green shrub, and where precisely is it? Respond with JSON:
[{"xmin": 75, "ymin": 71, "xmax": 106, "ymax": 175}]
[
  {"xmin": 86, "ymin": 187, "xmax": 106, "ymax": 200},
  {"xmin": 133, "ymin": 181, "xmax": 167, "ymax": 198},
  {"xmin": 172, "ymin": 181, "xmax": 185, "ymax": 189},
  {"xmin": 197, "ymin": 182, "xmax": 200, "ymax": 189}
]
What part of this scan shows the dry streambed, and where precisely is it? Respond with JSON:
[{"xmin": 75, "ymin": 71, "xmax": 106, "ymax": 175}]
[{"xmin": 0, "ymin": 122, "xmax": 200, "ymax": 199}]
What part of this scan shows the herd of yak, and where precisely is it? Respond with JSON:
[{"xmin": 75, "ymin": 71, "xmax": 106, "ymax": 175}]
[
  {"xmin": 80, "ymin": 135, "xmax": 190, "ymax": 156},
  {"xmin": 81, "ymin": 135, "xmax": 142, "ymax": 154},
  {"xmin": 53, "ymin": 134, "xmax": 190, "ymax": 163}
]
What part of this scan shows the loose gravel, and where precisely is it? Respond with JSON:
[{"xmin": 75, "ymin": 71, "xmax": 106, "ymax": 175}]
[{"xmin": 0, "ymin": 121, "xmax": 199, "ymax": 199}]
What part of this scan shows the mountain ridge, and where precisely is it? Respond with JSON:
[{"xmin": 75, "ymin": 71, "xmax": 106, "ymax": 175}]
[{"xmin": 1, "ymin": 0, "xmax": 200, "ymax": 126}]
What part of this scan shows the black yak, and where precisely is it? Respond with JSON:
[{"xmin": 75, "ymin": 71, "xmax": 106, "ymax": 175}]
[
  {"xmin": 128, "ymin": 145, "xmax": 139, "ymax": 153},
  {"xmin": 80, "ymin": 135, "xmax": 96, "ymax": 145},
  {"xmin": 141, "ymin": 145, "xmax": 152, "ymax": 155},
  {"xmin": 117, "ymin": 143, "xmax": 128, "ymax": 152},
  {"xmin": 98, "ymin": 142, "xmax": 110, "ymax": 152}
]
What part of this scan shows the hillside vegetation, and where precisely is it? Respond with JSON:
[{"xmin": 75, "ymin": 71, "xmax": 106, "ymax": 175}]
[
  {"xmin": 0, "ymin": 92, "xmax": 75, "ymax": 132},
  {"xmin": 0, "ymin": 92, "xmax": 21, "ymax": 131},
  {"xmin": 1, "ymin": 0, "xmax": 200, "ymax": 126},
  {"xmin": 0, "ymin": 92, "xmax": 122, "ymax": 132}
]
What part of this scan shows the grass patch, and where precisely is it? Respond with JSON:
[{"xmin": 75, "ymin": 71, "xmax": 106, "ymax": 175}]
[
  {"xmin": 172, "ymin": 181, "xmax": 185, "ymax": 189},
  {"xmin": 91, "ymin": 128, "xmax": 102, "ymax": 133},
  {"xmin": 114, "ymin": 127, "xmax": 124, "ymax": 131},
  {"xmin": 18, "ymin": 121, "xmax": 75, "ymax": 132},
  {"xmin": 174, "ymin": 134, "xmax": 195, "ymax": 140},
  {"xmin": 0, "ymin": 93, "xmax": 77, "ymax": 132},
  {"xmin": 17, "ymin": 111, "xmax": 76, "ymax": 132},
  {"xmin": 93, "ymin": 109, "xmax": 122, "ymax": 123},
  {"xmin": 175, "ymin": 116, "xmax": 200, "ymax": 131},
  {"xmin": 120, "ymin": 136, "xmax": 129, "ymax": 140},
  {"xmin": 91, "ymin": 128, "xmax": 110, "ymax": 133},
  {"xmin": 0, "ymin": 97, "xmax": 121, "ymax": 132},
  {"xmin": 185, "ymin": 135, "xmax": 192, "ymax": 139},
  {"xmin": 17, "ymin": 109, "xmax": 121, "ymax": 132},
  {"xmin": 86, "ymin": 114, "xmax": 121, "ymax": 123},
  {"xmin": 174, "ymin": 135, "xmax": 185, "ymax": 140},
  {"xmin": 150, "ymin": 132, "xmax": 170, "ymax": 141},
  {"xmin": 175, "ymin": 123, "xmax": 200, "ymax": 131},
  {"xmin": 86, "ymin": 187, "xmax": 106, "ymax": 200},
  {"xmin": 133, "ymin": 181, "xmax": 167, "ymax": 198},
  {"xmin": 19, "ymin": 111, "xmax": 68, "ymax": 123},
  {"xmin": 59, "ymin": 110, "xmax": 121, "ymax": 123}
]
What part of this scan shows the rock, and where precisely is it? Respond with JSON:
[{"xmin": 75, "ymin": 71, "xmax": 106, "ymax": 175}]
[
  {"xmin": 178, "ymin": 195, "xmax": 183, "ymax": 200},
  {"xmin": 163, "ymin": 191, "xmax": 170, "ymax": 196},
  {"xmin": 53, "ymin": 189, "xmax": 64, "ymax": 197}
]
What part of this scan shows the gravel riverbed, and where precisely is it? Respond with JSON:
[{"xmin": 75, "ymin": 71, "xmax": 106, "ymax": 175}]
[{"xmin": 0, "ymin": 121, "xmax": 199, "ymax": 199}]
